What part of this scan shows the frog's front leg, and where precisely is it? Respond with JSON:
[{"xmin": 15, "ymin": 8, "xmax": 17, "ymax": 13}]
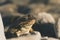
[
  {"xmin": 15, "ymin": 31, "xmax": 22, "ymax": 37},
  {"xmin": 29, "ymin": 28, "xmax": 34, "ymax": 33},
  {"xmin": 29, "ymin": 28, "xmax": 35, "ymax": 34}
]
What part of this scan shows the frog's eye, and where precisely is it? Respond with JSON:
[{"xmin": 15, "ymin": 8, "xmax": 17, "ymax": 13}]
[
  {"xmin": 23, "ymin": 18, "xmax": 27, "ymax": 20},
  {"xmin": 21, "ymin": 17, "xmax": 28, "ymax": 21}
]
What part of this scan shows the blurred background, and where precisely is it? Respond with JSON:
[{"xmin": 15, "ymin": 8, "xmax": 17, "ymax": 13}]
[{"xmin": 0, "ymin": 0, "xmax": 60, "ymax": 38}]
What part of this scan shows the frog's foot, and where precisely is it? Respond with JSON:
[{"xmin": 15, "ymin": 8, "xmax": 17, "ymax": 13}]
[
  {"xmin": 29, "ymin": 30, "xmax": 36, "ymax": 35},
  {"xmin": 15, "ymin": 31, "xmax": 22, "ymax": 37},
  {"xmin": 15, "ymin": 31, "xmax": 28, "ymax": 37}
]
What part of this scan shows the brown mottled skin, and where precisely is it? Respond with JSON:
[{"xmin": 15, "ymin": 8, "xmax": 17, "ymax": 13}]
[
  {"xmin": 16, "ymin": 18, "xmax": 35, "ymax": 37},
  {"xmin": 7, "ymin": 16, "xmax": 36, "ymax": 37}
]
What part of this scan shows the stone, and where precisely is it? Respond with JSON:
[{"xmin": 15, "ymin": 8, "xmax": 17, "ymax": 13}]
[
  {"xmin": 38, "ymin": 12, "xmax": 55, "ymax": 24},
  {"xmin": 49, "ymin": 0, "xmax": 60, "ymax": 4},
  {"xmin": 7, "ymin": 31, "xmax": 41, "ymax": 40},
  {"xmin": 0, "ymin": 0, "xmax": 6, "ymax": 3},
  {"xmin": 32, "ymin": 12, "xmax": 56, "ymax": 37},
  {"xmin": 12, "ymin": 0, "xmax": 30, "ymax": 5},
  {"xmin": 0, "ymin": 13, "xmax": 6, "ymax": 40},
  {"xmin": 56, "ymin": 18, "xmax": 60, "ymax": 38},
  {"xmin": 41, "ymin": 37, "xmax": 59, "ymax": 40}
]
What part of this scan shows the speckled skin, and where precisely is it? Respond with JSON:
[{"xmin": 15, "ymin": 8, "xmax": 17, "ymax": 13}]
[
  {"xmin": 7, "ymin": 16, "xmax": 36, "ymax": 37},
  {"xmin": 16, "ymin": 18, "xmax": 35, "ymax": 37}
]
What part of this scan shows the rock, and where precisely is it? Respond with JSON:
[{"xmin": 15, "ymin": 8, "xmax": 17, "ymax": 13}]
[
  {"xmin": 0, "ymin": 0, "xmax": 6, "ymax": 3},
  {"xmin": 0, "ymin": 13, "xmax": 6, "ymax": 40},
  {"xmin": 32, "ymin": 12, "xmax": 56, "ymax": 37},
  {"xmin": 7, "ymin": 31, "xmax": 41, "ymax": 40},
  {"xmin": 12, "ymin": 0, "xmax": 30, "ymax": 5},
  {"xmin": 41, "ymin": 37, "xmax": 59, "ymax": 40},
  {"xmin": 47, "ymin": 38, "xmax": 59, "ymax": 40},
  {"xmin": 56, "ymin": 18, "xmax": 60, "ymax": 38},
  {"xmin": 29, "ymin": 0, "xmax": 49, "ymax": 5},
  {"xmin": 38, "ymin": 12, "xmax": 55, "ymax": 24},
  {"xmin": 49, "ymin": 0, "xmax": 60, "ymax": 5},
  {"xmin": 30, "ymin": 12, "xmax": 55, "ymax": 24}
]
